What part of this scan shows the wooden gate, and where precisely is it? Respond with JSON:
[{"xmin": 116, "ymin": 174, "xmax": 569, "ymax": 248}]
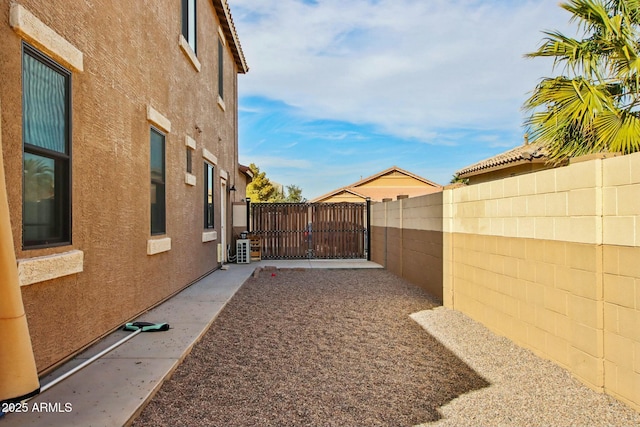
[{"xmin": 251, "ymin": 202, "xmax": 368, "ymax": 259}]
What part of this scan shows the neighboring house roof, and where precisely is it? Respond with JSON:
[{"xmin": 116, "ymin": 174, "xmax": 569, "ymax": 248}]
[
  {"xmin": 351, "ymin": 166, "xmax": 441, "ymax": 189},
  {"xmin": 315, "ymin": 187, "xmax": 369, "ymax": 202},
  {"xmin": 457, "ymin": 141, "xmax": 548, "ymax": 178},
  {"xmin": 311, "ymin": 166, "xmax": 442, "ymax": 203},
  {"xmin": 212, "ymin": 0, "xmax": 249, "ymax": 73},
  {"xmin": 238, "ymin": 164, "xmax": 253, "ymax": 179}
]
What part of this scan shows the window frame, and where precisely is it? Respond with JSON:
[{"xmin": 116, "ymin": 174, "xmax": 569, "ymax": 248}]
[
  {"xmin": 218, "ymin": 38, "xmax": 224, "ymax": 100},
  {"xmin": 150, "ymin": 127, "xmax": 166, "ymax": 236},
  {"xmin": 21, "ymin": 42, "xmax": 72, "ymax": 249},
  {"xmin": 186, "ymin": 147, "xmax": 193, "ymax": 174},
  {"xmin": 181, "ymin": 0, "xmax": 197, "ymax": 54},
  {"xmin": 204, "ymin": 162, "xmax": 214, "ymax": 229}
]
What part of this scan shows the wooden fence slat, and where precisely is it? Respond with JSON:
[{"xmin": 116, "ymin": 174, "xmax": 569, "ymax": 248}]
[{"xmin": 251, "ymin": 202, "xmax": 366, "ymax": 259}]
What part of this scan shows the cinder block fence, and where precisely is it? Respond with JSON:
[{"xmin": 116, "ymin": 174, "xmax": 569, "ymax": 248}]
[{"xmin": 371, "ymin": 151, "xmax": 640, "ymax": 412}]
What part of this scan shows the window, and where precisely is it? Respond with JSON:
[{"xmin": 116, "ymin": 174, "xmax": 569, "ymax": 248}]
[
  {"xmin": 218, "ymin": 39, "xmax": 223, "ymax": 100},
  {"xmin": 204, "ymin": 162, "xmax": 214, "ymax": 228},
  {"xmin": 181, "ymin": 0, "xmax": 196, "ymax": 54},
  {"xmin": 150, "ymin": 128, "xmax": 166, "ymax": 235},
  {"xmin": 186, "ymin": 148, "xmax": 192, "ymax": 174},
  {"xmin": 22, "ymin": 44, "xmax": 71, "ymax": 248}
]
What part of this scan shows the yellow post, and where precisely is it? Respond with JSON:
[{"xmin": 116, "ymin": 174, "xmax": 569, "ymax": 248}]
[{"xmin": 0, "ymin": 99, "xmax": 40, "ymax": 403}]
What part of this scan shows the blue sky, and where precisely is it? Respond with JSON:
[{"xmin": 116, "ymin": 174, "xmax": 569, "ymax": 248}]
[{"xmin": 232, "ymin": 0, "xmax": 574, "ymax": 199}]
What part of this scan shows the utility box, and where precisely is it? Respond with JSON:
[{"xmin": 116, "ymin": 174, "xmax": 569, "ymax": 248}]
[{"xmin": 236, "ymin": 239, "xmax": 250, "ymax": 264}]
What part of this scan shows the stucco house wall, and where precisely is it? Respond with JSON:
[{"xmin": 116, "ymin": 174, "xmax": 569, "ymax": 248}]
[
  {"xmin": 313, "ymin": 166, "xmax": 442, "ymax": 203},
  {"xmin": 0, "ymin": 0, "xmax": 247, "ymax": 372}
]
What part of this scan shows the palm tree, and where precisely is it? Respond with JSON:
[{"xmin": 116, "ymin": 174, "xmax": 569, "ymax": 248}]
[
  {"xmin": 524, "ymin": 0, "xmax": 640, "ymax": 164},
  {"xmin": 23, "ymin": 157, "xmax": 54, "ymax": 202}
]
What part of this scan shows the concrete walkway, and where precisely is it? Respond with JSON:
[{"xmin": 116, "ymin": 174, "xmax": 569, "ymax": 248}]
[{"xmin": 1, "ymin": 260, "xmax": 381, "ymax": 427}]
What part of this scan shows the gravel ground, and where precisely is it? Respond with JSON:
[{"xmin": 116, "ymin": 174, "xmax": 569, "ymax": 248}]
[
  {"xmin": 411, "ymin": 307, "xmax": 640, "ymax": 427},
  {"xmin": 133, "ymin": 268, "xmax": 640, "ymax": 427},
  {"xmin": 133, "ymin": 268, "xmax": 488, "ymax": 426}
]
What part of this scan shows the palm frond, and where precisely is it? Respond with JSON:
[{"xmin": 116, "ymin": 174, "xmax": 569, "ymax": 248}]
[
  {"xmin": 525, "ymin": 77, "xmax": 613, "ymax": 121},
  {"xmin": 524, "ymin": 0, "xmax": 640, "ymax": 162},
  {"xmin": 526, "ymin": 31, "xmax": 606, "ymax": 78},
  {"xmin": 594, "ymin": 109, "xmax": 640, "ymax": 152},
  {"xmin": 524, "ymin": 76, "xmax": 622, "ymax": 162},
  {"xmin": 608, "ymin": 0, "xmax": 640, "ymax": 25},
  {"xmin": 562, "ymin": 0, "xmax": 616, "ymax": 35}
]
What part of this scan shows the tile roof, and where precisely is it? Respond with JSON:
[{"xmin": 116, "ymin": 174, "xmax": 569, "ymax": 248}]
[
  {"xmin": 212, "ymin": 0, "xmax": 249, "ymax": 73},
  {"xmin": 457, "ymin": 141, "xmax": 548, "ymax": 177}
]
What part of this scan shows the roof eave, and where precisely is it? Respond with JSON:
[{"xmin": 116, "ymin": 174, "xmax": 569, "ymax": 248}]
[
  {"xmin": 310, "ymin": 187, "xmax": 367, "ymax": 203},
  {"xmin": 212, "ymin": 0, "xmax": 249, "ymax": 74},
  {"xmin": 238, "ymin": 164, "xmax": 253, "ymax": 179},
  {"xmin": 350, "ymin": 166, "xmax": 442, "ymax": 189},
  {"xmin": 458, "ymin": 157, "xmax": 547, "ymax": 178}
]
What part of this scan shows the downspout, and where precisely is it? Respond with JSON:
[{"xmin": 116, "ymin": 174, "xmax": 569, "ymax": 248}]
[{"xmin": 0, "ymin": 99, "xmax": 40, "ymax": 403}]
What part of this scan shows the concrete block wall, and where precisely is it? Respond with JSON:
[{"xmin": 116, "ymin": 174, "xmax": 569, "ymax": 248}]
[
  {"xmin": 448, "ymin": 158, "xmax": 602, "ymax": 244},
  {"xmin": 443, "ymin": 153, "xmax": 640, "ymax": 410},
  {"xmin": 371, "ymin": 152, "xmax": 640, "ymax": 411},
  {"xmin": 444, "ymin": 157, "xmax": 607, "ymax": 392},
  {"xmin": 601, "ymin": 152, "xmax": 640, "ymax": 409},
  {"xmin": 448, "ymin": 233, "xmax": 605, "ymax": 389},
  {"xmin": 371, "ymin": 192, "xmax": 444, "ymax": 300}
]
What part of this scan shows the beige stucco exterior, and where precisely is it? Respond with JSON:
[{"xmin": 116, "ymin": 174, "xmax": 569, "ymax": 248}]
[
  {"xmin": 372, "ymin": 152, "xmax": 640, "ymax": 412},
  {"xmin": 319, "ymin": 189, "xmax": 367, "ymax": 203},
  {"xmin": 0, "ymin": 0, "xmax": 247, "ymax": 372}
]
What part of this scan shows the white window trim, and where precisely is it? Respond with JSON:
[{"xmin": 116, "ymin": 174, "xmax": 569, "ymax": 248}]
[
  {"xmin": 179, "ymin": 34, "xmax": 201, "ymax": 72},
  {"xmin": 10, "ymin": 4, "xmax": 83, "ymax": 72},
  {"xmin": 18, "ymin": 250, "xmax": 84, "ymax": 286},
  {"xmin": 147, "ymin": 106, "xmax": 171, "ymax": 133},
  {"xmin": 202, "ymin": 231, "xmax": 217, "ymax": 242},
  {"xmin": 185, "ymin": 135, "xmax": 196, "ymax": 150},
  {"xmin": 147, "ymin": 237, "xmax": 171, "ymax": 255},
  {"xmin": 202, "ymin": 148, "xmax": 218, "ymax": 165}
]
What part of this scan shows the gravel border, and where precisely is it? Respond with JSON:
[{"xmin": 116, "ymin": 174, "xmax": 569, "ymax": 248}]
[{"xmin": 411, "ymin": 307, "xmax": 640, "ymax": 427}]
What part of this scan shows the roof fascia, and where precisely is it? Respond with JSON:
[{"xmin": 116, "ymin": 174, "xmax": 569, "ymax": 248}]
[{"xmin": 211, "ymin": 0, "xmax": 248, "ymax": 73}]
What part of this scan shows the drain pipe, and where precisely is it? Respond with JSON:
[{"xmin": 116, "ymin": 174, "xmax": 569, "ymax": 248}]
[{"xmin": 0, "ymin": 99, "xmax": 40, "ymax": 404}]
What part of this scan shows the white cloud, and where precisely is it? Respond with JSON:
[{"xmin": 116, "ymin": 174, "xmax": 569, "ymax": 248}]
[{"xmin": 232, "ymin": 0, "xmax": 573, "ymax": 143}]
